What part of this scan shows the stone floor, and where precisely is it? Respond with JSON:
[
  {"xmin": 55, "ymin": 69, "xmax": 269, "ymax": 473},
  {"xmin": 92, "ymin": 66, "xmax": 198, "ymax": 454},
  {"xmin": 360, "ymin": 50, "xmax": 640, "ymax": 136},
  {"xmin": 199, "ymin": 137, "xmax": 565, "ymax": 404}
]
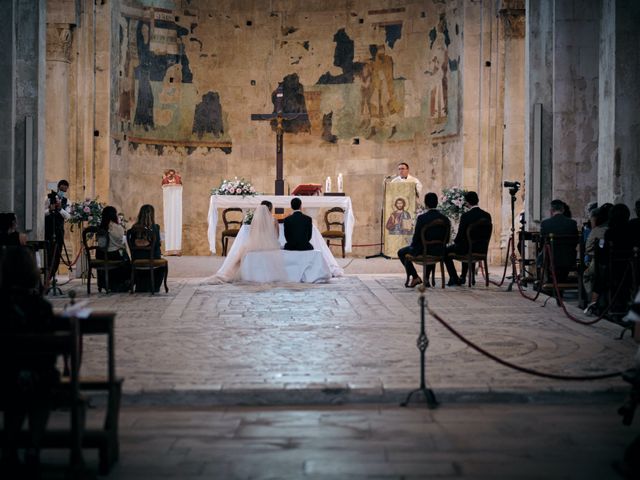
[{"xmin": 34, "ymin": 256, "xmax": 638, "ymax": 479}]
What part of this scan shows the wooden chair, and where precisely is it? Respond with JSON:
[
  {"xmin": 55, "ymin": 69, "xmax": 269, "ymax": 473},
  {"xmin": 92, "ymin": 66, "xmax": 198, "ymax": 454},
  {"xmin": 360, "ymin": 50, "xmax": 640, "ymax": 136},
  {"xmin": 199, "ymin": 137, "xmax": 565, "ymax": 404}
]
[
  {"xmin": 0, "ymin": 318, "xmax": 86, "ymax": 473},
  {"xmin": 405, "ymin": 218, "xmax": 451, "ymax": 288},
  {"xmin": 221, "ymin": 208, "xmax": 243, "ymax": 256},
  {"xmin": 82, "ymin": 226, "xmax": 127, "ymax": 295},
  {"xmin": 321, "ymin": 207, "xmax": 346, "ymax": 258},
  {"xmin": 63, "ymin": 312, "xmax": 123, "ymax": 474},
  {"xmin": 126, "ymin": 225, "xmax": 168, "ymax": 295},
  {"xmin": 26, "ymin": 240, "xmax": 49, "ymax": 289},
  {"xmin": 448, "ymin": 218, "xmax": 493, "ymax": 287},
  {"xmin": 540, "ymin": 233, "xmax": 583, "ymax": 303}
]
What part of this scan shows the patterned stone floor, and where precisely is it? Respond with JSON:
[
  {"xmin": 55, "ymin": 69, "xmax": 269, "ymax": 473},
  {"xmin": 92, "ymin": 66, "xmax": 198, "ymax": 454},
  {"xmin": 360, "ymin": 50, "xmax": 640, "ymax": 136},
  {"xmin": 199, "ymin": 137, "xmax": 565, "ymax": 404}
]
[{"xmin": 47, "ymin": 257, "xmax": 636, "ymax": 403}]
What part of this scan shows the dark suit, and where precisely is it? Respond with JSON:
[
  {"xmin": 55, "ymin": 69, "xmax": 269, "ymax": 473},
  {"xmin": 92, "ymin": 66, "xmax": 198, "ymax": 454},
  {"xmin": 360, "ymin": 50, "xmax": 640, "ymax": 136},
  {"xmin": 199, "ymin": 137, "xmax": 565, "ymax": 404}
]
[
  {"xmin": 284, "ymin": 211, "xmax": 313, "ymax": 251},
  {"xmin": 444, "ymin": 206, "xmax": 492, "ymax": 283},
  {"xmin": 398, "ymin": 209, "xmax": 450, "ymax": 282},
  {"xmin": 540, "ymin": 213, "xmax": 579, "ymax": 282},
  {"xmin": 629, "ymin": 217, "xmax": 640, "ymax": 248}
]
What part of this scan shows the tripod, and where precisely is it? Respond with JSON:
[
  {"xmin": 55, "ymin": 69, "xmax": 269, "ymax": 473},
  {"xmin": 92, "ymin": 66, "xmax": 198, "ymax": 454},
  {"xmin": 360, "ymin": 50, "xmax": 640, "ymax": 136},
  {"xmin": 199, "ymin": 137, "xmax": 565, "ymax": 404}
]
[
  {"xmin": 506, "ymin": 186, "xmax": 519, "ymax": 291},
  {"xmin": 45, "ymin": 207, "xmax": 66, "ymax": 296},
  {"xmin": 366, "ymin": 177, "xmax": 391, "ymax": 259}
]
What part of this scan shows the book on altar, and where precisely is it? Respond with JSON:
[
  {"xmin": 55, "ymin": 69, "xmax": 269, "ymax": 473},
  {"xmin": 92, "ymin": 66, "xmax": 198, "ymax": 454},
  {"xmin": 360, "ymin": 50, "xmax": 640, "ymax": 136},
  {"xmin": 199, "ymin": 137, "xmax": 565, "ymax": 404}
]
[{"xmin": 291, "ymin": 184, "xmax": 322, "ymax": 196}]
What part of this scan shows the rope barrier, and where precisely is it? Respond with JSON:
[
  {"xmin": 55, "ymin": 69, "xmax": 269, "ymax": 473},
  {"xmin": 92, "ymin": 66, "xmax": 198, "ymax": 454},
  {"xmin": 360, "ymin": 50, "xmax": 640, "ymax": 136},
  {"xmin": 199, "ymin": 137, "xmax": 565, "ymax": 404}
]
[
  {"xmin": 545, "ymin": 243, "xmax": 631, "ymax": 326},
  {"xmin": 489, "ymin": 236, "xmax": 512, "ymax": 287},
  {"xmin": 427, "ymin": 305, "xmax": 624, "ymax": 381}
]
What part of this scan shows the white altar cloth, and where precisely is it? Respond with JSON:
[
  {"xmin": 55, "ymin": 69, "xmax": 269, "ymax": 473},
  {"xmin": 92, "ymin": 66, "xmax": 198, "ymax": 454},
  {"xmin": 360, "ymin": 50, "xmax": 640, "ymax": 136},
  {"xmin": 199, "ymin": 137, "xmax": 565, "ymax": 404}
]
[
  {"xmin": 240, "ymin": 250, "xmax": 330, "ymax": 283},
  {"xmin": 207, "ymin": 195, "xmax": 355, "ymax": 254}
]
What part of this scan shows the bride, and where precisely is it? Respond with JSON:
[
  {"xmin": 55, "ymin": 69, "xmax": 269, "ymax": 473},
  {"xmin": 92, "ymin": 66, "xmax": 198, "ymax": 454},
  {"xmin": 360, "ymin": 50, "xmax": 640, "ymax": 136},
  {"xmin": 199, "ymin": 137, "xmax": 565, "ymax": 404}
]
[{"xmin": 204, "ymin": 204, "xmax": 282, "ymax": 283}]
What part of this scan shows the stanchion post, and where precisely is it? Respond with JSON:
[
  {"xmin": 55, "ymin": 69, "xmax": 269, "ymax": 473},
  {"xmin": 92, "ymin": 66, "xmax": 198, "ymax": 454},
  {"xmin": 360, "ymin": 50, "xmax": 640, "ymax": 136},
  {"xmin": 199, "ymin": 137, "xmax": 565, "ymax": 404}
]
[{"xmin": 401, "ymin": 285, "xmax": 438, "ymax": 409}]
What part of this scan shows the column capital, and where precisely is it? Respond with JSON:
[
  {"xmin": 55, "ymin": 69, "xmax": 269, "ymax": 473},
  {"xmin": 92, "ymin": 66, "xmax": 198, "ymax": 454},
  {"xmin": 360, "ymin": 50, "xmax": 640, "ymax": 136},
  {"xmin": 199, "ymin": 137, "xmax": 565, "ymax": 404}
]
[
  {"xmin": 499, "ymin": 8, "xmax": 526, "ymax": 39},
  {"xmin": 46, "ymin": 23, "xmax": 74, "ymax": 63}
]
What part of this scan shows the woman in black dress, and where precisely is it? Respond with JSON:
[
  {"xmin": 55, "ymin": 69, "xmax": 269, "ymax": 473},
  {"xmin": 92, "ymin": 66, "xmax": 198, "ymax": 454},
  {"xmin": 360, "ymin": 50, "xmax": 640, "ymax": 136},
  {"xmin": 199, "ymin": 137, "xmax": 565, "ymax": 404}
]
[{"xmin": 129, "ymin": 204, "xmax": 165, "ymax": 292}]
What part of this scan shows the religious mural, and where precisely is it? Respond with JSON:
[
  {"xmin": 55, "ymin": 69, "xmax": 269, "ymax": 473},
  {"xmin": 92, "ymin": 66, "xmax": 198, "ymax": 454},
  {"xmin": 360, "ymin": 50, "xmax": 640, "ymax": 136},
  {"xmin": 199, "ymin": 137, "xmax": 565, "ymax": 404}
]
[
  {"xmin": 114, "ymin": 1, "xmax": 459, "ymax": 154},
  {"xmin": 116, "ymin": 1, "xmax": 232, "ymax": 152},
  {"xmin": 305, "ymin": 6, "xmax": 460, "ymax": 143}
]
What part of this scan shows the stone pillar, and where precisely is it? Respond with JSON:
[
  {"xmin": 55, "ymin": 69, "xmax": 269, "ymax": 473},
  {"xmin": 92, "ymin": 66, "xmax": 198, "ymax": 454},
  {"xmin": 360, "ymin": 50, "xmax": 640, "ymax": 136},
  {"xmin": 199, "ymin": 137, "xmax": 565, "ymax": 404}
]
[
  {"xmin": 598, "ymin": 0, "xmax": 640, "ymax": 206},
  {"xmin": 525, "ymin": 0, "xmax": 554, "ymax": 227},
  {"xmin": 551, "ymin": 0, "xmax": 600, "ymax": 217},
  {"xmin": 499, "ymin": 4, "xmax": 525, "ymax": 246},
  {"xmin": 45, "ymin": 23, "xmax": 73, "ymax": 188}
]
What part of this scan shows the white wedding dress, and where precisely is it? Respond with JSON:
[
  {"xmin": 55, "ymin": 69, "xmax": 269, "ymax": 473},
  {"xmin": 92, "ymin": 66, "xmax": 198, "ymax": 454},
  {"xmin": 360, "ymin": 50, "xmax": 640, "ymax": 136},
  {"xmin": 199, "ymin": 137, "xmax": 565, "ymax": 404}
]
[{"xmin": 204, "ymin": 205, "xmax": 335, "ymax": 284}]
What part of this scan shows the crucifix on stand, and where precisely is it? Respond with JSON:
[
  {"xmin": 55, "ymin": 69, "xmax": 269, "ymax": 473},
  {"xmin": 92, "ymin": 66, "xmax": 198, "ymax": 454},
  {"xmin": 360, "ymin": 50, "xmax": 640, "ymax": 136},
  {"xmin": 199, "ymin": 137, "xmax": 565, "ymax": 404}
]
[{"xmin": 251, "ymin": 84, "xmax": 309, "ymax": 211}]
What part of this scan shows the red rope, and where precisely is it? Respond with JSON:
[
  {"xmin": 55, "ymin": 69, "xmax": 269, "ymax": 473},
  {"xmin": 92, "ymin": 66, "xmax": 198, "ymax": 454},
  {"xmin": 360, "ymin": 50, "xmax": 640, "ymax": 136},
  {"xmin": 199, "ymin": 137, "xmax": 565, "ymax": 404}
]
[{"xmin": 427, "ymin": 306, "xmax": 623, "ymax": 380}]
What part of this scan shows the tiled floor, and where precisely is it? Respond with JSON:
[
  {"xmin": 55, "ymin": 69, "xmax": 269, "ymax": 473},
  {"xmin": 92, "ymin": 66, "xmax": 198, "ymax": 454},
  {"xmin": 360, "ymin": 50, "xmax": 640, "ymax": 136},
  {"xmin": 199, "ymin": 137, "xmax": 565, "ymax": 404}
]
[{"xmin": 29, "ymin": 256, "xmax": 640, "ymax": 479}]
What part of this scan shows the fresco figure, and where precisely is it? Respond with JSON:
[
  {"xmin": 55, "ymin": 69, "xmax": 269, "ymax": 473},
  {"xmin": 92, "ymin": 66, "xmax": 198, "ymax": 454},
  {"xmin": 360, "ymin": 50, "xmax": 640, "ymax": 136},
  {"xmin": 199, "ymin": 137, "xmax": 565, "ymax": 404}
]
[{"xmin": 386, "ymin": 197, "xmax": 413, "ymax": 235}]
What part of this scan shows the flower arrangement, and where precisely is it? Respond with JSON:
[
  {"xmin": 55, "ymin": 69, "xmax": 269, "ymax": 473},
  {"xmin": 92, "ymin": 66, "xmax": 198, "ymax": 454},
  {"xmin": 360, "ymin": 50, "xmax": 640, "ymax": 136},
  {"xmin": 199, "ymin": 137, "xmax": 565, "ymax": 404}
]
[
  {"xmin": 68, "ymin": 198, "xmax": 105, "ymax": 231},
  {"xmin": 243, "ymin": 210, "xmax": 254, "ymax": 225},
  {"xmin": 440, "ymin": 187, "xmax": 469, "ymax": 221},
  {"xmin": 211, "ymin": 177, "xmax": 257, "ymax": 196}
]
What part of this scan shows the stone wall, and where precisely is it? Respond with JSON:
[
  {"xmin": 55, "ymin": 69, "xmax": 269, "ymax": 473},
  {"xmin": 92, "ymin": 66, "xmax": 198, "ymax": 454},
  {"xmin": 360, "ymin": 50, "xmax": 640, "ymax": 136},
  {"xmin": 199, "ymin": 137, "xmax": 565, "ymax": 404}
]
[{"xmin": 109, "ymin": 0, "xmax": 469, "ymax": 256}]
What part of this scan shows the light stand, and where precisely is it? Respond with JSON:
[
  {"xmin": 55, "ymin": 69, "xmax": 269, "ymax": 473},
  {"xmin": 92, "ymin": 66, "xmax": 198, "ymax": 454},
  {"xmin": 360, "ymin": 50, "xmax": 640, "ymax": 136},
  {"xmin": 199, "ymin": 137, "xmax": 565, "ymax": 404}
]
[
  {"xmin": 401, "ymin": 286, "xmax": 438, "ymax": 409},
  {"xmin": 366, "ymin": 177, "xmax": 391, "ymax": 260},
  {"xmin": 504, "ymin": 182, "xmax": 520, "ymax": 292}
]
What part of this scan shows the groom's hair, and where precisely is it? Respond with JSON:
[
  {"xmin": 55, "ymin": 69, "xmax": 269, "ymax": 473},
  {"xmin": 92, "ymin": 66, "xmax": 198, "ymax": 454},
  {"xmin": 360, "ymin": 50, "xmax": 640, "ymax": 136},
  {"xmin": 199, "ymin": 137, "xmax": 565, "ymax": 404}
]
[
  {"xmin": 424, "ymin": 192, "xmax": 438, "ymax": 209},
  {"xmin": 291, "ymin": 197, "xmax": 302, "ymax": 210}
]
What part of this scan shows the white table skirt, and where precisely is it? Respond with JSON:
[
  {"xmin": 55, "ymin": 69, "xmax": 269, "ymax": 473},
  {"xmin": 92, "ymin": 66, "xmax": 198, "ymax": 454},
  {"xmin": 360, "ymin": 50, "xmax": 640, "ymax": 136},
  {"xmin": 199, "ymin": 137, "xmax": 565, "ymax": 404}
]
[
  {"xmin": 240, "ymin": 250, "xmax": 331, "ymax": 283},
  {"xmin": 215, "ymin": 224, "xmax": 343, "ymax": 280},
  {"xmin": 207, "ymin": 195, "xmax": 355, "ymax": 254}
]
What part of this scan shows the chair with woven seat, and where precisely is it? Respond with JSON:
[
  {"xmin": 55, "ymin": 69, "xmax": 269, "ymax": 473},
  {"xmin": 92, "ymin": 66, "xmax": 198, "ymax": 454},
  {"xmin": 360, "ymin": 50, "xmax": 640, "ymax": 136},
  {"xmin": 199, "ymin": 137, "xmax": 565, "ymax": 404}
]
[
  {"xmin": 126, "ymin": 225, "xmax": 168, "ymax": 295},
  {"xmin": 405, "ymin": 218, "xmax": 451, "ymax": 288},
  {"xmin": 82, "ymin": 226, "xmax": 127, "ymax": 295},
  {"xmin": 321, "ymin": 207, "xmax": 346, "ymax": 258},
  {"xmin": 221, "ymin": 208, "xmax": 243, "ymax": 256},
  {"xmin": 448, "ymin": 218, "xmax": 493, "ymax": 287}
]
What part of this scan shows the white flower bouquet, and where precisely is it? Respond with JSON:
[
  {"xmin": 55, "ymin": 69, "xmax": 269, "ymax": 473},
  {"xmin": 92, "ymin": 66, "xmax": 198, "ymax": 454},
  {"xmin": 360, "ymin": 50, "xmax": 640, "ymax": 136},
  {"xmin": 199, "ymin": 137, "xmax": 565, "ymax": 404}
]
[{"xmin": 211, "ymin": 177, "xmax": 257, "ymax": 196}]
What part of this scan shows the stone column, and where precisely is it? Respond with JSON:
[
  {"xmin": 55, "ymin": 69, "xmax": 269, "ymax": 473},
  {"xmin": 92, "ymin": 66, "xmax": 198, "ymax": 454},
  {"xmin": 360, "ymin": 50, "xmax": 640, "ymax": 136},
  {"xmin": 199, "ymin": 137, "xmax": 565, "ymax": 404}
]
[
  {"xmin": 598, "ymin": 0, "xmax": 640, "ymax": 206},
  {"xmin": 499, "ymin": 4, "xmax": 525, "ymax": 247},
  {"xmin": 45, "ymin": 23, "xmax": 73, "ymax": 188},
  {"xmin": 551, "ymin": 0, "xmax": 600, "ymax": 216}
]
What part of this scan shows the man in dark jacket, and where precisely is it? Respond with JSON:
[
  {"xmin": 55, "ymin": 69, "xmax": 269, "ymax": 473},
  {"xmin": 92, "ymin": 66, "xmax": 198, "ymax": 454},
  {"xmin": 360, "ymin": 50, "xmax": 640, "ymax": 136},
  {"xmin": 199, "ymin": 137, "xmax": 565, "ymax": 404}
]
[
  {"xmin": 397, "ymin": 192, "xmax": 450, "ymax": 288},
  {"xmin": 284, "ymin": 197, "xmax": 313, "ymax": 251},
  {"xmin": 444, "ymin": 191, "xmax": 492, "ymax": 286},
  {"xmin": 540, "ymin": 199, "xmax": 579, "ymax": 282}
]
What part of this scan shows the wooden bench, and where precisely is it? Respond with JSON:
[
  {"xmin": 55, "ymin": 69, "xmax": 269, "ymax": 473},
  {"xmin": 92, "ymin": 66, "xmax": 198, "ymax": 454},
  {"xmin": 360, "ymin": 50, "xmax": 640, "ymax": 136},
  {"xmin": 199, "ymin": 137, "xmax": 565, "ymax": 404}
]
[{"xmin": 0, "ymin": 318, "xmax": 86, "ymax": 473}]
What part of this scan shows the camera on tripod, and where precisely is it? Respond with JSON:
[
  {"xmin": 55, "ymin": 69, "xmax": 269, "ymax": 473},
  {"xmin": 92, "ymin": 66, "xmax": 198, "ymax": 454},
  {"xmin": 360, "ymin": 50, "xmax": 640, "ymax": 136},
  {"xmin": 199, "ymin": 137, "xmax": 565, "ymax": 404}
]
[
  {"xmin": 503, "ymin": 180, "xmax": 521, "ymax": 196},
  {"xmin": 48, "ymin": 190, "xmax": 59, "ymax": 207}
]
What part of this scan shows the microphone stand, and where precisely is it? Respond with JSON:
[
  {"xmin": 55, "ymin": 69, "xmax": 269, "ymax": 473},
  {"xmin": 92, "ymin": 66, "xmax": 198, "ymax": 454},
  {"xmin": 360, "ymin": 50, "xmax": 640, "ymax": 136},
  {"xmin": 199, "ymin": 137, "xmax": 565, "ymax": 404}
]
[{"xmin": 366, "ymin": 176, "xmax": 392, "ymax": 259}]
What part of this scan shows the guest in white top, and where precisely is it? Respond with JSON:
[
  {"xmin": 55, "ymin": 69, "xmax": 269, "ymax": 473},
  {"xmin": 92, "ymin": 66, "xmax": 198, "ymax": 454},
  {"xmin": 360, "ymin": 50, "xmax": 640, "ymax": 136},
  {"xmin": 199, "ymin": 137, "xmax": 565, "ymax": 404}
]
[{"xmin": 97, "ymin": 205, "xmax": 130, "ymax": 291}]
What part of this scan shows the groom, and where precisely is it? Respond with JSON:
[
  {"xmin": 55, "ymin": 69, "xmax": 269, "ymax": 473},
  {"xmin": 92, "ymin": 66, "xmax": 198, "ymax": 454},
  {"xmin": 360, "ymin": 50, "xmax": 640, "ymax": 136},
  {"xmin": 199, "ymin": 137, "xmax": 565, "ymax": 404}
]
[{"xmin": 284, "ymin": 197, "xmax": 313, "ymax": 251}]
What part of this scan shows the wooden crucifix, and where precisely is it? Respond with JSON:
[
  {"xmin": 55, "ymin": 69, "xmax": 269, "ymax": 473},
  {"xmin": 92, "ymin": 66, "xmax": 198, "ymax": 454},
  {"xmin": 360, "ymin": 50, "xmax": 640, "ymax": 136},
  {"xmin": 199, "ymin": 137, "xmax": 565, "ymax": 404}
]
[{"xmin": 251, "ymin": 84, "xmax": 309, "ymax": 196}]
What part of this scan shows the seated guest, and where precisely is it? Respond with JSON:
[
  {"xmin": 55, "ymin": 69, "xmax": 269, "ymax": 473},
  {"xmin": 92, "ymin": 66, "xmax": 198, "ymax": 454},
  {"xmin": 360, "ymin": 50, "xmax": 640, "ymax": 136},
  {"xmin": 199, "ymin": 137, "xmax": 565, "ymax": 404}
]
[
  {"xmin": 444, "ymin": 191, "xmax": 492, "ymax": 286},
  {"xmin": 629, "ymin": 198, "xmax": 640, "ymax": 248},
  {"xmin": 96, "ymin": 205, "xmax": 131, "ymax": 292},
  {"xmin": 0, "ymin": 212, "xmax": 27, "ymax": 246},
  {"xmin": 0, "ymin": 247, "xmax": 60, "ymax": 475},
  {"xmin": 583, "ymin": 204, "xmax": 612, "ymax": 302},
  {"xmin": 593, "ymin": 204, "xmax": 633, "ymax": 308},
  {"xmin": 539, "ymin": 199, "xmax": 579, "ymax": 283},
  {"xmin": 129, "ymin": 204, "xmax": 166, "ymax": 292},
  {"xmin": 397, "ymin": 192, "xmax": 449, "ymax": 288},
  {"xmin": 283, "ymin": 197, "xmax": 313, "ymax": 251}
]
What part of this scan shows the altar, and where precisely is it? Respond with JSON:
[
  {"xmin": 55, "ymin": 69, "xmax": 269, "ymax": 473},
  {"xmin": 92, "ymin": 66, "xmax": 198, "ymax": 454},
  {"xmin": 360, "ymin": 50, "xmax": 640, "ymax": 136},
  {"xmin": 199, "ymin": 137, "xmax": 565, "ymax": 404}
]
[{"xmin": 207, "ymin": 195, "xmax": 355, "ymax": 254}]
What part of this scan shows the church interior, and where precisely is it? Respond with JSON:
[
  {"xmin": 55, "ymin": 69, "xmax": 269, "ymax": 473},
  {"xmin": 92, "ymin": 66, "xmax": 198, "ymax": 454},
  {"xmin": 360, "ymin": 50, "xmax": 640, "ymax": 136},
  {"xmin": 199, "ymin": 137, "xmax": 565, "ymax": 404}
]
[{"xmin": 1, "ymin": 0, "xmax": 640, "ymax": 478}]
